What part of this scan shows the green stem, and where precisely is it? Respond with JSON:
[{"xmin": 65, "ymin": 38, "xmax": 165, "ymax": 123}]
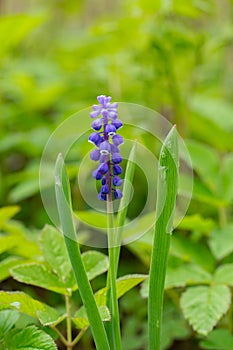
[
  {"xmin": 219, "ymin": 206, "xmax": 227, "ymax": 228},
  {"xmin": 55, "ymin": 154, "xmax": 110, "ymax": 350},
  {"xmin": 106, "ymin": 199, "xmax": 122, "ymax": 350},
  {"xmin": 65, "ymin": 294, "xmax": 72, "ymax": 350},
  {"xmin": 71, "ymin": 328, "xmax": 87, "ymax": 347},
  {"xmin": 51, "ymin": 326, "xmax": 68, "ymax": 346},
  {"xmin": 148, "ymin": 127, "xmax": 178, "ymax": 350}
]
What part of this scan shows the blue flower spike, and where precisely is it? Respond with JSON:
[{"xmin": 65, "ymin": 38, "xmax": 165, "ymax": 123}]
[{"xmin": 89, "ymin": 95, "xmax": 123, "ymax": 201}]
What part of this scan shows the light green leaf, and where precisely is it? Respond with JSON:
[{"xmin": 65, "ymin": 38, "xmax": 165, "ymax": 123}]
[
  {"xmin": 177, "ymin": 214, "xmax": 215, "ymax": 233},
  {"xmin": 0, "ymin": 291, "xmax": 63, "ymax": 326},
  {"xmin": 40, "ymin": 225, "xmax": 72, "ymax": 282},
  {"xmin": 213, "ymin": 264, "xmax": 233, "ymax": 287},
  {"xmin": 141, "ymin": 264, "xmax": 212, "ymax": 297},
  {"xmin": 0, "ymin": 310, "xmax": 19, "ymax": 338},
  {"xmin": 95, "ymin": 274, "xmax": 147, "ymax": 306},
  {"xmin": 2, "ymin": 325, "xmax": 57, "ymax": 350},
  {"xmin": 186, "ymin": 140, "xmax": 219, "ymax": 192},
  {"xmin": 0, "ymin": 257, "xmax": 27, "ymax": 282},
  {"xmin": 0, "ymin": 234, "xmax": 18, "ymax": 254},
  {"xmin": 82, "ymin": 251, "xmax": 109, "ymax": 281},
  {"xmin": 200, "ymin": 329, "xmax": 233, "ymax": 349},
  {"xmin": 208, "ymin": 224, "xmax": 233, "ymax": 260},
  {"xmin": 73, "ymin": 305, "xmax": 111, "ymax": 330},
  {"xmin": 0, "ymin": 15, "xmax": 45, "ymax": 55},
  {"xmin": 0, "ymin": 206, "xmax": 20, "ymax": 229},
  {"xmin": 75, "ymin": 211, "xmax": 107, "ymax": 230},
  {"xmin": 171, "ymin": 235, "xmax": 215, "ymax": 271},
  {"xmin": 180, "ymin": 285, "xmax": 231, "ymax": 335},
  {"xmin": 10, "ymin": 263, "xmax": 74, "ymax": 294},
  {"xmin": 190, "ymin": 95, "xmax": 233, "ymax": 133}
]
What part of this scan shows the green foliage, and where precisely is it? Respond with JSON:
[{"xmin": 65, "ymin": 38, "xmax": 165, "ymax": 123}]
[
  {"xmin": 180, "ymin": 285, "xmax": 231, "ymax": 335},
  {"xmin": 200, "ymin": 329, "xmax": 233, "ymax": 349},
  {"xmin": 1, "ymin": 0, "xmax": 233, "ymax": 348},
  {"xmin": 0, "ymin": 325, "xmax": 57, "ymax": 350}
]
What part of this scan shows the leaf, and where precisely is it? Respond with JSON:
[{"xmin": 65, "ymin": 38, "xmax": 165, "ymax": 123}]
[
  {"xmin": 200, "ymin": 329, "xmax": 233, "ymax": 349},
  {"xmin": 0, "ymin": 206, "xmax": 20, "ymax": 228},
  {"xmin": 213, "ymin": 264, "xmax": 233, "ymax": 287},
  {"xmin": 189, "ymin": 95, "xmax": 233, "ymax": 133},
  {"xmin": 186, "ymin": 140, "xmax": 219, "ymax": 192},
  {"xmin": 82, "ymin": 251, "xmax": 109, "ymax": 281},
  {"xmin": 95, "ymin": 274, "xmax": 147, "ymax": 306},
  {"xmin": 75, "ymin": 211, "xmax": 107, "ymax": 230},
  {"xmin": 73, "ymin": 305, "xmax": 111, "ymax": 330},
  {"xmin": 0, "ymin": 234, "xmax": 18, "ymax": 254},
  {"xmin": 0, "ymin": 15, "xmax": 45, "ymax": 55},
  {"xmin": 0, "ymin": 257, "xmax": 27, "ymax": 282},
  {"xmin": 0, "ymin": 291, "xmax": 63, "ymax": 326},
  {"xmin": 0, "ymin": 310, "xmax": 19, "ymax": 338},
  {"xmin": 2, "ymin": 325, "xmax": 57, "ymax": 350},
  {"xmin": 208, "ymin": 224, "xmax": 233, "ymax": 260},
  {"xmin": 140, "ymin": 264, "xmax": 212, "ymax": 297},
  {"xmin": 180, "ymin": 285, "xmax": 231, "ymax": 335},
  {"xmin": 40, "ymin": 225, "xmax": 72, "ymax": 282},
  {"xmin": 171, "ymin": 234, "xmax": 215, "ymax": 271},
  {"xmin": 74, "ymin": 274, "xmax": 147, "ymax": 320},
  {"xmin": 177, "ymin": 214, "xmax": 215, "ymax": 233},
  {"xmin": 10, "ymin": 263, "xmax": 74, "ymax": 294}
]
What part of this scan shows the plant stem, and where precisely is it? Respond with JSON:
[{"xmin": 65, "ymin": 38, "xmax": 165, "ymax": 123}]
[
  {"xmin": 51, "ymin": 326, "xmax": 68, "ymax": 346},
  {"xmin": 106, "ymin": 199, "xmax": 122, "ymax": 350},
  {"xmin": 65, "ymin": 294, "xmax": 72, "ymax": 350},
  {"xmin": 71, "ymin": 328, "xmax": 87, "ymax": 347},
  {"xmin": 148, "ymin": 127, "xmax": 178, "ymax": 350},
  {"xmin": 219, "ymin": 206, "xmax": 227, "ymax": 228}
]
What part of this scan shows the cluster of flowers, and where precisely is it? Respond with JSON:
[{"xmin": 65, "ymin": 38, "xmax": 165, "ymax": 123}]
[{"xmin": 89, "ymin": 95, "xmax": 123, "ymax": 201}]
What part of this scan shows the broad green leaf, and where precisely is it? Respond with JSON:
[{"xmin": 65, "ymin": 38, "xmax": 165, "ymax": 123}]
[
  {"xmin": 95, "ymin": 274, "xmax": 147, "ymax": 306},
  {"xmin": 0, "ymin": 310, "xmax": 19, "ymax": 338},
  {"xmin": 40, "ymin": 225, "xmax": 72, "ymax": 281},
  {"xmin": 75, "ymin": 274, "xmax": 147, "ymax": 320},
  {"xmin": 190, "ymin": 95, "xmax": 233, "ymax": 133},
  {"xmin": 82, "ymin": 251, "xmax": 109, "ymax": 281},
  {"xmin": 208, "ymin": 224, "xmax": 233, "ymax": 260},
  {"xmin": 213, "ymin": 264, "xmax": 233, "ymax": 286},
  {"xmin": 10, "ymin": 263, "xmax": 74, "ymax": 294},
  {"xmin": 177, "ymin": 214, "xmax": 215, "ymax": 233},
  {"xmin": 171, "ymin": 235, "xmax": 215, "ymax": 271},
  {"xmin": 186, "ymin": 140, "xmax": 219, "ymax": 192},
  {"xmin": 0, "ymin": 257, "xmax": 27, "ymax": 282},
  {"xmin": 180, "ymin": 285, "xmax": 231, "ymax": 335},
  {"xmin": 141, "ymin": 264, "xmax": 212, "ymax": 297},
  {"xmin": 0, "ymin": 15, "xmax": 45, "ymax": 55},
  {"xmin": 200, "ymin": 329, "xmax": 233, "ymax": 349},
  {"xmin": 2, "ymin": 325, "xmax": 57, "ymax": 350},
  {"xmin": 0, "ymin": 234, "xmax": 18, "ymax": 254},
  {"xmin": 73, "ymin": 305, "xmax": 111, "ymax": 330},
  {"xmin": 0, "ymin": 291, "xmax": 63, "ymax": 326},
  {"xmin": 0, "ymin": 206, "xmax": 20, "ymax": 228},
  {"xmin": 75, "ymin": 211, "xmax": 107, "ymax": 230}
]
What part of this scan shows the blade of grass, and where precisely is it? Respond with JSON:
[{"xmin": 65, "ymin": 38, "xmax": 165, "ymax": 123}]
[
  {"xmin": 55, "ymin": 153, "xmax": 110, "ymax": 350},
  {"xmin": 148, "ymin": 126, "xmax": 179, "ymax": 350}
]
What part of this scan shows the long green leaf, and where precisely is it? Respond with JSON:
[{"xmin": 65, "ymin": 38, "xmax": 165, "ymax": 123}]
[
  {"xmin": 55, "ymin": 153, "xmax": 110, "ymax": 350},
  {"xmin": 148, "ymin": 126, "xmax": 179, "ymax": 350}
]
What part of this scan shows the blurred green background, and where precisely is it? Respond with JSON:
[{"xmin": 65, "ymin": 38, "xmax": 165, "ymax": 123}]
[{"xmin": 0, "ymin": 0, "xmax": 233, "ymax": 349}]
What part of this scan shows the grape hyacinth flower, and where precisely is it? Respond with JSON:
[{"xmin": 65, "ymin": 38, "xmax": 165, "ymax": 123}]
[{"xmin": 89, "ymin": 95, "xmax": 123, "ymax": 201}]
